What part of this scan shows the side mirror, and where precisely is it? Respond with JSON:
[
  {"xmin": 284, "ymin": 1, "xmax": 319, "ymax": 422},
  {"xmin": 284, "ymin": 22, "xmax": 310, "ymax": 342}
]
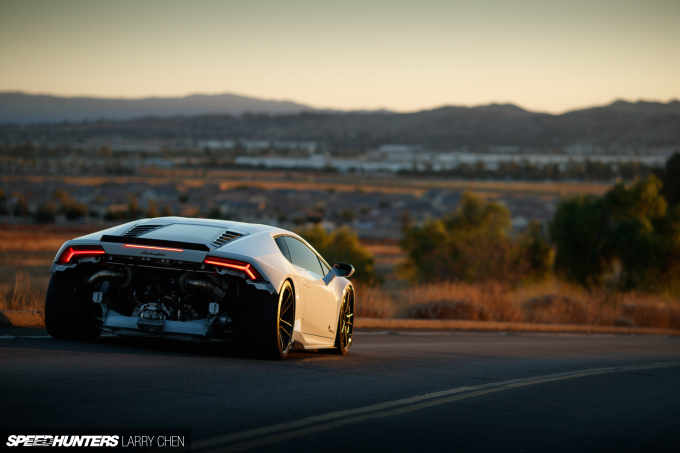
[{"xmin": 332, "ymin": 262, "xmax": 355, "ymax": 278}]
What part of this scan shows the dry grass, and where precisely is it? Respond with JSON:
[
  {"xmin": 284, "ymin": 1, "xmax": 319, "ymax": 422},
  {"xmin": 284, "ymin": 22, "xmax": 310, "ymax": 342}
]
[
  {"xmin": 0, "ymin": 270, "xmax": 45, "ymax": 312},
  {"xmin": 0, "ymin": 228, "xmax": 67, "ymax": 312},
  {"xmin": 357, "ymin": 279, "xmax": 680, "ymax": 330},
  {"xmin": 400, "ymin": 281, "xmax": 522, "ymax": 322},
  {"xmin": 508, "ymin": 280, "xmax": 680, "ymax": 329},
  {"xmin": 354, "ymin": 284, "xmax": 395, "ymax": 318},
  {"xmin": 3, "ymin": 170, "xmax": 609, "ymax": 201},
  {"xmin": 2, "ymin": 270, "xmax": 678, "ymax": 329},
  {"xmin": 2, "ymin": 172, "xmax": 428, "ymax": 197},
  {"xmin": 0, "ymin": 229, "xmax": 73, "ymax": 253}
]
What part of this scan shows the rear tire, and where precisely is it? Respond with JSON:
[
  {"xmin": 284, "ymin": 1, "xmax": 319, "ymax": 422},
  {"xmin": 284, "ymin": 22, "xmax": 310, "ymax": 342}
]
[
  {"xmin": 239, "ymin": 280, "xmax": 295, "ymax": 360},
  {"xmin": 45, "ymin": 271, "xmax": 100, "ymax": 341}
]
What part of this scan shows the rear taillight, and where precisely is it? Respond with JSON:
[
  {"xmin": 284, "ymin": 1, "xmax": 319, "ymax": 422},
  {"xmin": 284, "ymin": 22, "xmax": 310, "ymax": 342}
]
[
  {"xmin": 57, "ymin": 245, "xmax": 106, "ymax": 264},
  {"xmin": 203, "ymin": 257, "xmax": 262, "ymax": 280}
]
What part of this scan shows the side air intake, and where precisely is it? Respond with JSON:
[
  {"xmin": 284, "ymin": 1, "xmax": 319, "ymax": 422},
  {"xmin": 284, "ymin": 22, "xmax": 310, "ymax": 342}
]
[
  {"xmin": 122, "ymin": 224, "xmax": 166, "ymax": 237},
  {"xmin": 212, "ymin": 230, "xmax": 244, "ymax": 248}
]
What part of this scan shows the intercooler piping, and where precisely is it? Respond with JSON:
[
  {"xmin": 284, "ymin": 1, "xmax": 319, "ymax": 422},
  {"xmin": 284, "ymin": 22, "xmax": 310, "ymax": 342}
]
[
  {"xmin": 88, "ymin": 268, "xmax": 133, "ymax": 288},
  {"xmin": 185, "ymin": 278, "xmax": 226, "ymax": 302}
]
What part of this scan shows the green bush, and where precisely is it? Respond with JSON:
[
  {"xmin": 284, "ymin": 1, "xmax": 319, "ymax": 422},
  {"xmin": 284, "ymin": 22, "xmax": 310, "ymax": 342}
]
[
  {"xmin": 62, "ymin": 201, "xmax": 87, "ymax": 220},
  {"xmin": 551, "ymin": 175, "xmax": 680, "ymax": 292},
  {"xmin": 13, "ymin": 195, "xmax": 30, "ymax": 218},
  {"xmin": 34, "ymin": 202, "xmax": 57, "ymax": 224},
  {"xmin": 296, "ymin": 225, "xmax": 380, "ymax": 285},
  {"xmin": 400, "ymin": 192, "xmax": 553, "ymax": 286},
  {"xmin": 656, "ymin": 151, "xmax": 680, "ymax": 206}
]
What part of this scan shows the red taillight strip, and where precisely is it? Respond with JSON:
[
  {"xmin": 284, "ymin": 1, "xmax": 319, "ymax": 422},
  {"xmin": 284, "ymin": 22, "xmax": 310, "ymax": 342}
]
[
  {"xmin": 204, "ymin": 258, "xmax": 259, "ymax": 280},
  {"xmin": 124, "ymin": 244, "xmax": 184, "ymax": 252},
  {"xmin": 59, "ymin": 247, "xmax": 106, "ymax": 264}
]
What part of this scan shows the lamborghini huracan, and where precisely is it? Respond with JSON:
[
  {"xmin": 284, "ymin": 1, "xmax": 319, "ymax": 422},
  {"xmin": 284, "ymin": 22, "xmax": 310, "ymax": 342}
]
[{"xmin": 45, "ymin": 217, "xmax": 355, "ymax": 359}]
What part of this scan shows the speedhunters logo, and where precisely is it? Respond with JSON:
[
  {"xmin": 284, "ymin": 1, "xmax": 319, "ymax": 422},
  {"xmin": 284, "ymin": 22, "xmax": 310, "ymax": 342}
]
[
  {"xmin": 1, "ymin": 430, "xmax": 190, "ymax": 451},
  {"xmin": 6, "ymin": 436, "xmax": 119, "ymax": 447}
]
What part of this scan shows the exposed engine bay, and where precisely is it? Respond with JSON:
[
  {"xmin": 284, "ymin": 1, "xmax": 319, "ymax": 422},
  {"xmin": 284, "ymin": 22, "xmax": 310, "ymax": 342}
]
[{"xmin": 80, "ymin": 256, "xmax": 260, "ymax": 340}]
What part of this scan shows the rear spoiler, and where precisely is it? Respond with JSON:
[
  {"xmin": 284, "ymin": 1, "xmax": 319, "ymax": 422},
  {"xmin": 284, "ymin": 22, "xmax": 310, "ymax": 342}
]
[{"xmin": 100, "ymin": 235, "xmax": 211, "ymax": 252}]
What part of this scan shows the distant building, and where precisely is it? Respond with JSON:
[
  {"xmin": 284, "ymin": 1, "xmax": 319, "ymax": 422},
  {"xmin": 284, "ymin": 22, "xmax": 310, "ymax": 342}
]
[
  {"xmin": 377, "ymin": 144, "xmax": 424, "ymax": 154},
  {"xmin": 197, "ymin": 140, "xmax": 236, "ymax": 150}
]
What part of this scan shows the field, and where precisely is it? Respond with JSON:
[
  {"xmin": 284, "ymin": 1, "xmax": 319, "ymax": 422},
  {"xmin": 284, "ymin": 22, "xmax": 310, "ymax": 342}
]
[
  {"xmin": 2, "ymin": 227, "xmax": 678, "ymax": 330},
  {"xmin": 1, "ymin": 169, "xmax": 611, "ymax": 199},
  {"xmin": 0, "ymin": 227, "xmax": 85, "ymax": 311},
  {"xmin": 356, "ymin": 240, "xmax": 680, "ymax": 329},
  {"xmin": 354, "ymin": 280, "xmax": 680, "ymax": 329}
]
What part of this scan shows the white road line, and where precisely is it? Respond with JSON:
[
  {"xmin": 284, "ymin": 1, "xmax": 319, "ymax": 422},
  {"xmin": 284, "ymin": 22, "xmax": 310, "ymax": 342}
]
[
  {"xmin": 354, "ymin": 331, "xmax": 664, "ymax": 338},
  {"xmin": 0, "ymin": 335, "xmax": 51, "ymax": 339},
  {"xmin": 193, "ymin": 361, "xmax": 680, "ymax": 452}
]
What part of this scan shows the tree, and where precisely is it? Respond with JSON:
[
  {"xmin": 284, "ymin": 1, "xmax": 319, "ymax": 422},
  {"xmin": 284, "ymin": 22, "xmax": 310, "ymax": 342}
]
[
  {"xmin": 517, "ymin": 220, "xmax": 554, "ymax": 283},
  {"xmin": 52, "ymin": 189, "xmax": 69, "ymax": 205},
  {"xmin": 0, "ymin": 188, "xmax": 6, "ymax": 214},
  {"xmin": 338, "ymin": 209, "xmax": 355, "ymax": 224},
  {"xmin": 160, "ymin": 205, "xmax": 174, "ymax": 217},
  {"xmin": 50, "ymin": 189, "xmax": 87, "ymax": 221},
  {"xmin": 62, "ymin": 201, "xmax": 87, "ymax": 220},
  {"xmin": 550, "ymin": 194, "xmax": 607, "ymax": 286},
  {"xmin": 656, "ymin": 152, "xmax": 680, "ymax": 206},
  {"xmin": 146, "ymin": 199, "xmax": 159, "ymax": 218},
  {"xmin": 34, "ymin": 202, "xmax": 57, "ymax": 224},
  {"xmin": 551, "ymin": 175, "xmax": 679, "ymax": 291},
  {"xmin": 128, "ymin": 195, "xmax": 142, "ymax": 219},
  {"xmin": 602, "ymin": 176, "xmax": 670, "ymax": 290},
  {"xmin": 206, "ymin": 206, "xmax": 222, "ymax": 220},
  {"xmin": 13, "ymin": 195, "xmax": 29, "ymax": 218},
  {"xmin": 400, "ymin": 192, "xmax": 552, "ymax": 286},
  {"xmin": 296, "ymin": 225, "xmax": 379, "ymax": 285}
]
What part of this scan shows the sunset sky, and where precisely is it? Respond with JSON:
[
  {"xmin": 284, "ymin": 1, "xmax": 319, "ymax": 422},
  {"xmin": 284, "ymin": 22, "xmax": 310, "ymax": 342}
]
[{"xmin": 1, "ymin": 0, "xmax": 678, "ymax": 113}]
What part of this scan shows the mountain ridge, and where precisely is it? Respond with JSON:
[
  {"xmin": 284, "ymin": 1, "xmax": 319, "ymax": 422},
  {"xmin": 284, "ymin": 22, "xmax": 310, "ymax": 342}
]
[
  {"xmin": 1, "ymin": 91, "xmax": 679, "ymax": 124},
  {"xmin": 1, "ymin": 93, "xmax": 679, "ymax": 151},
  {"xmin": 0, "ymin": 91, "xmax": 317, "ymax": 123}
]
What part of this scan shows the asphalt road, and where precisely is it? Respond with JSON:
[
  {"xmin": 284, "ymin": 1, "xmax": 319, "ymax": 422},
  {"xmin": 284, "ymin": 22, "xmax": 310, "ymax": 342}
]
[{"xmin": 1, "ymin": 327, "xmax": 679, "ymax": 452}]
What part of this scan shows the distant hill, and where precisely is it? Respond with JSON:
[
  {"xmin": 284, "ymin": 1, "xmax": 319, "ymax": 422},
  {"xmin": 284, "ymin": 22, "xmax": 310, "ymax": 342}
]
[
  {"xmin": 0, "ymin": 96, "xmax": 678, "ymax": 151},
  {"xmin": 580, "ymin": 99, "xmax": 680, "ymax": 115},
  {"xmin": 0, "ymin": 92, "xmax": 316, "ymax": 123}
]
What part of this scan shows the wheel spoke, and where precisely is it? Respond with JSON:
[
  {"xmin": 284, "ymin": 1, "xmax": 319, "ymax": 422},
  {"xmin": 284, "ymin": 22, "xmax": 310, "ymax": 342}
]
[
  {"xmin": 277, "ymin": 287, "xmax": 295, "ymax": 353},
  {"xmin": 281, "ymin": 293, "xmax": 293, "ymax": 315},
  {"xmin": 279, "ymin": 326, "xmax": 290, "ymax": 339},
  {"xmin": 344, "ymin": 292, "xmax": 353, "ymax": 348}
]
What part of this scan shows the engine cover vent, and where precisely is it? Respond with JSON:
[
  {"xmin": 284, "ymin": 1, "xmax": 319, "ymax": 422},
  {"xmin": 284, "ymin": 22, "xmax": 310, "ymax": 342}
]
[
  {"xmin": 212, "ymin": 230, "xmax": 244, "ymax": 248},
  {"xmin": 122, "ymin": 224, "xmax": 166, "ymax": 237}
]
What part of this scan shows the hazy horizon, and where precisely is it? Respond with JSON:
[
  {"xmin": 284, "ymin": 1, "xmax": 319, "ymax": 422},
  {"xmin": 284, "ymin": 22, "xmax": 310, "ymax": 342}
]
[
  {"xmin": 3, "ymin": 89, "xmax": 679, "ymax": 116},
  {"xmin": 1, "ymin": 0, "xmax": 679, "ymax": 114}
]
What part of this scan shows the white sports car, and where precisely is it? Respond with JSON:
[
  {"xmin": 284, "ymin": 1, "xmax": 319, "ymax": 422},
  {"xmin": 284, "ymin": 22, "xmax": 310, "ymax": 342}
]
[{"xmin": 45, "ymin": 217, "xmax": 355, "ymax": 359}]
